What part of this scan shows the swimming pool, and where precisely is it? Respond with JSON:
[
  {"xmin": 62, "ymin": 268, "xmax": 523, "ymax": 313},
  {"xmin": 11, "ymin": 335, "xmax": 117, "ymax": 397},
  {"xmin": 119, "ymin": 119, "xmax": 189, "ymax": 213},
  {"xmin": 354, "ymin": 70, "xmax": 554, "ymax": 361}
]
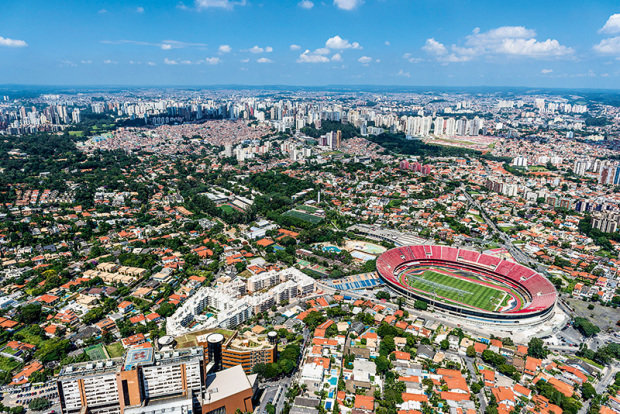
[
  {"xmin": 322, "ymin": 246, "xmax": 342, "ymax": 253},
  {"xmin": 328, "ymin": 376, "xmax": 338, "ymax": 386}
]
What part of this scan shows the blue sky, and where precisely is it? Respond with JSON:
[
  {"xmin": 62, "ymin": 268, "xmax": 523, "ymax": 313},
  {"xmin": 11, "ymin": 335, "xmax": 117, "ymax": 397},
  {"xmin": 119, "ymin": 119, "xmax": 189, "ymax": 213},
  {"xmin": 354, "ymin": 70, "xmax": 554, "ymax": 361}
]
[{"xmin": 1, "ymin": 0, "xmax": 619, "ymax": 88}]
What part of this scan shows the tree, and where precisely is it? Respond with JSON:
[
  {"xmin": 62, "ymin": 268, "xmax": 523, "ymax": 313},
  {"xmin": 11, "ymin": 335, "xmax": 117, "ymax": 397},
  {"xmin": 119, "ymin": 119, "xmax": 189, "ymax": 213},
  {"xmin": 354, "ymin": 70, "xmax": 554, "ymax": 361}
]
[
  {"xmin": 528, "ymin": 337, "xmax": 549, "ymax": 359},
  {"xmin": 466, "ymin": 345, "xmax": 476, "ymax": 358},
  {"xmin": 414, "ymin": 300, "xmax": 427, "ymax": 311},
  {"xmin": 581, "ymin": 382, "xmax": 596, "ymax": 400},
  {"xmin": 29, "ymin": 398, "xmax": 51, "ymax": 411},
  {"xmin": 573, "ymin": 317, "xmax": 600, "ymax": 337},
  {"xmin": 158, "ymin": 302, "xmax": 176, "ymax": 317},
  {"xmin": 17, "ymin": 303, "xmax": 43, "ymax": 324},
  {"xmin": 440, "ymin": 339, "xmax": 449, "ymax": 350},
  {"xmin": 375, "ymin": 291, "xmax": 390, "ymax": 300},
  {"xmin": 374, "ymin": 355, "xmax": 390, "ymax": 374}
]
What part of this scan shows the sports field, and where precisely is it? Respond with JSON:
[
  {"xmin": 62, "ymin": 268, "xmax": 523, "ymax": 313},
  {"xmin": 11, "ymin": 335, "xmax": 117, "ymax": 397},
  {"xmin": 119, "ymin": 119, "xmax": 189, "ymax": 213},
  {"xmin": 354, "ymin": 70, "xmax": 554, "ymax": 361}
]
[
  {"xmin": 85, "ymin": 344, "xmax": 108, "ymax": 360},
  {"xmin": 283, "ymin": 209, "xmax": 323, "ymax": 224},
  {"xmin": 401, "ymin": 268, "xmax": 512, "ymax": 312}
]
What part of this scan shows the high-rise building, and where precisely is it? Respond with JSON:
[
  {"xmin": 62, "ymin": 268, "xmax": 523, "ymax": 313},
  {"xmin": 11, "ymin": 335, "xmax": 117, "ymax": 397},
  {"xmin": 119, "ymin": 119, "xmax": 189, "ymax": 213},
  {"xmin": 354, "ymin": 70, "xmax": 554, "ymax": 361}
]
[{"xmin": 56, "ymin": 346, "xmax": 258, "ymax": 414}]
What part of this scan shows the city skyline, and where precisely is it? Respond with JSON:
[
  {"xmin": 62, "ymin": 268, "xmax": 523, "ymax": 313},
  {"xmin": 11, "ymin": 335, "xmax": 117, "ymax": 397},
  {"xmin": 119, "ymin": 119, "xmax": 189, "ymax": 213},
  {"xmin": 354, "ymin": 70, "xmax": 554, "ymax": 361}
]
[{"xmin": 1, "ymin": 0, "xmax": 620, "ymax": 88}]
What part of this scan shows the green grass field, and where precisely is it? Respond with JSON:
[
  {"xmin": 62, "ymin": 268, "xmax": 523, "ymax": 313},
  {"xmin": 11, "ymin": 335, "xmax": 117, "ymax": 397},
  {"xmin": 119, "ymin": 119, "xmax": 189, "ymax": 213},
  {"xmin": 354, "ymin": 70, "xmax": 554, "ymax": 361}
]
[
  {"xmin": 105, "ymin": 342, "xmax": 125, "ymax": 358},
  {"xmin": 405, "ymin": 269, "xmax": 506, "ymax": 312},
  {"xmin": 85, "ymin": 344, "xmax": 108, "ymax": 360},
  {"xmin": 283, "ymin": 209, "xmax": 323, "ymax": 224},
  {"xmin": 297, "ymin": 205, "xmax": 319, "ymax": 213}
]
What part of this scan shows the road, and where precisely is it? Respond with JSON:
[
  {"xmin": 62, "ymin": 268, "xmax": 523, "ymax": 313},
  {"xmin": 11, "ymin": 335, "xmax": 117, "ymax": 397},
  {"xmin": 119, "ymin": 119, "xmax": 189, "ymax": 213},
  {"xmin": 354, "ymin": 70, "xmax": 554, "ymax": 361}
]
[
  {"xmin": 461, "ymin": 189, "xmax": 534, "ymax": 267},
  {"xmin": 578, "ymin": 362, "xmax": 619, "ymax": 414}
]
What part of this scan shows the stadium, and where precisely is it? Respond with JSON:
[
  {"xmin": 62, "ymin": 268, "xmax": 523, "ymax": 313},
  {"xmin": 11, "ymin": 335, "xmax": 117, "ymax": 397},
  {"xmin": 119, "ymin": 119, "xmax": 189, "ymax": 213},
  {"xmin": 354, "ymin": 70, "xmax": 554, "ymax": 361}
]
[{"xmin": 376, "ymin": 245, "xmax": 557, "ymax": 326}]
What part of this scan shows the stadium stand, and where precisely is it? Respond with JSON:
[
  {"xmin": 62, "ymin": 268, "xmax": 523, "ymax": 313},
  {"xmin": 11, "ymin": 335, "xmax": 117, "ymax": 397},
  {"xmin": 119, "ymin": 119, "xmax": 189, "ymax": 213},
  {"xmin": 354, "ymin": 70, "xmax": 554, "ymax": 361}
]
[{"xmin": 377, "ymin": 245, "xmax": 557, "ymax": 322}]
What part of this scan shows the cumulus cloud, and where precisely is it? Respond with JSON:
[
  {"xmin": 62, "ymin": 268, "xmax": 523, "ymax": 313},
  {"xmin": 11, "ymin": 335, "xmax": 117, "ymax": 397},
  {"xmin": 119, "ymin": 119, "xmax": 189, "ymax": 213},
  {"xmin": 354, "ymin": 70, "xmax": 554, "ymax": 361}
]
[
  {"xmin": 0, "ymin": 36, "xmax": 27, "ymax": 47},
  {"xmin": 147, "ymin": 61, "xmax": 156, "ymax": 66},
  {"xmin": 358, "ymin": 56, "xmax": 372, "ymax": 64},
  {"xmin": 397, "ymin": 69, "xmax": 411, "ymax": 78},
  {"xmin": 218, "ymin": 44, "xmax": 231, "ymax": 53},
  {"xmin": 205, "ymin": 57, "xmax": 221, "ymax": 64},
  {"xmin": 194, "ymin": 0, "xmax": 246, "ymax": 10},
  {"xmin": 248, "ymin": 45, "xmax": 268, "ymax": 53},
  {"xmin": 331, "ymin": 53, "xmax": 342, "ymax": 61},
  {"xmin": 164, "ymin": 58, "xmax": 178, "ymax": 65},
  {"xmin": 241, "ymin": 58, "xmax": 250, "ymax": 63},
  {"xmin": 103, "ymin": 59, "xmax": 118, "ymax": 64},
  {"xmin": 298, "ymin": 0, "xmax": 314, "ymax": 9},
  {"xmin": 594, "ymin": 36, "xmax": 620, "ymax": 55},
  {"xmin": 81, "ymin": 60, "xmax": 93, "ymax": 64},
  {"xmin": 333, "ymin": 0, "xmax": 362, "ymax": 10},
  {"xmin": 541, "ymin": 68, "xmax": 553, "ymax": 74},
  {"xmin": 297, "ymin": 49, "xmax": 330, "ymax": 63},
  {"xmin": 257, "ymin": 57, "xmax": 272, "ymax": 63},
  {"xmin": 136, "ymin": 6, "xmax": 145, "ymax": 13},
  {"xmin": 423, "ymin": 26, "xmax": 573, "ymax": 63},
  {"xmin": 325, "ymin": 35, "xmax": 361, "ymax": 49},
  {"xmin": 290, "ymin": 44, "xmax": 301, "ymax": 51},
  {"xmin": 422, "ymin": 38, "xmax": 447, "ymax": 55},
  {"xmin": 600, "ymin": 14, "xmax": 620, "ymax": 34}
]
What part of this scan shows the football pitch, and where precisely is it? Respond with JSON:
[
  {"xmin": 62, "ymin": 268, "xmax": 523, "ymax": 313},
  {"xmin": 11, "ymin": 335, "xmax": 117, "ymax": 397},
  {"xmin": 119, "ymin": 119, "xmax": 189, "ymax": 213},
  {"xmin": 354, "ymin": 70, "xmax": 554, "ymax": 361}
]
[{"xmin": 404, "ymin": 269, "xmax": 507, "ymax": 312}]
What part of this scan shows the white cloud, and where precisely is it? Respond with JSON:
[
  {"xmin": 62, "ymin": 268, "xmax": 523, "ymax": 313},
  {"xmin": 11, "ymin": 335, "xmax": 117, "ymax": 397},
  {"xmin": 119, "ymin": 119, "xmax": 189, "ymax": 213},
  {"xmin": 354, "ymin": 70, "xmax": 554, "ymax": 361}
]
[
  {"xmin": 358, "ymin": 56, "xmax": 372, "ymax": 64},
  {"xmin": 265, "ymin": 46, "xmax": 273, "ymax": 52},
  {"xmin": 594, "ymin": 36, "xmax": 620, "ymax": 54},
  {"xmin": 60, "ymin": 60, "xmax": 77, "ymax": 67},
  {"xmin": 541, "ymin": 68, "xmax": 553, "ymax": 74},
  {"xmin": 180, "ymin": 60, "xmax": 193, "ymax": 64},
  {"xmin": 136, "ymin": 6, "xmax": 145, "ymax": 13},
  {"xmin": 241, "ymin": 58, "xmax": 250, "ymax": 63},
  {"xmin": 465, "ymin": 26, "xmax": 573, "ymax": 57},
  {"xmin": 422, "ymin": 38, "xmax": 447, "ymax": 55},
  {"xmin": 600, "ymin": 14, "xmax": 620, "ymax": 34},
  {"xmin": 164, "ymin": 58, "xmax": 178, "ymax": 65},
  {"xmin": 103, "ymin": 59, "xmax": 118, "ymax": 64},
  {"xmin": 98, "ymin": 9, "xmax": 107, "ymax": 14},
  {"xmin": 333, "ymin": 0, "xmax": 362, "ymax": 10},
  {"xmin": 423, "ymin": 26, "xmax": 573, "ymax": 63},
  {"xmin": 325, "ymin": 35, "xmax": 361, "ymax": 49},
  {"xmin": 218, "ymin": 44, "xmax": 231, "ymax": 53},
  {"xmin": 249, "ymin": 45, "xmax": 264, "ymax": 53},
  {"xmin": 204, "ymin": 57, "xmax": 221, "ymax": 64},
  {"xmin": 496, "ymin": 38, "xmax": 572, "ymax": 57},
  {"xmin": 385, "ymin": 41, "xmax": 390, "ymax": 46},
  {"xmin": 298, "ymin": 0, "xmax": 314, "ymax": 9},
  {"xmin": 80, "ymin": 59, "xmax": 93, "ymax": 64},
  {"xmin": 315, "ymin": 47, "xmax": 330, "ymax": 55},
  {"xmin": 194, "ymin": 0, "xmax": 246, "ymax": 10},
  {"xmin": 331, "ymin": 53, "xmax": 342, "ymax": 61},
  {"xmin": 257, "ymin": 57, "xmax": 272, "ymax": 63},
  {"xmin": 403, "ymin": 53, "xmax": 423, "ymax": 63},
  {"xmin": 147, "ymin": 61, "xmax": 156, "ymax": 66},
  {"xmin": 297, "ymin": 49, "xmax": 330, "ymax": 63},
  {"xmin": 103, "ymin": 39, "xmax": 206, "ymax": 50},
  {"xmin": 397, "ymin": 69, "xmax": 411, "ymax": 78},
  {"xmin": 0, "ymin": 36, "xmax": 27, "ymax": 47},
  {"xmin": 290, "ymin": 44, "xmax": 301, "ymax": 51}
]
